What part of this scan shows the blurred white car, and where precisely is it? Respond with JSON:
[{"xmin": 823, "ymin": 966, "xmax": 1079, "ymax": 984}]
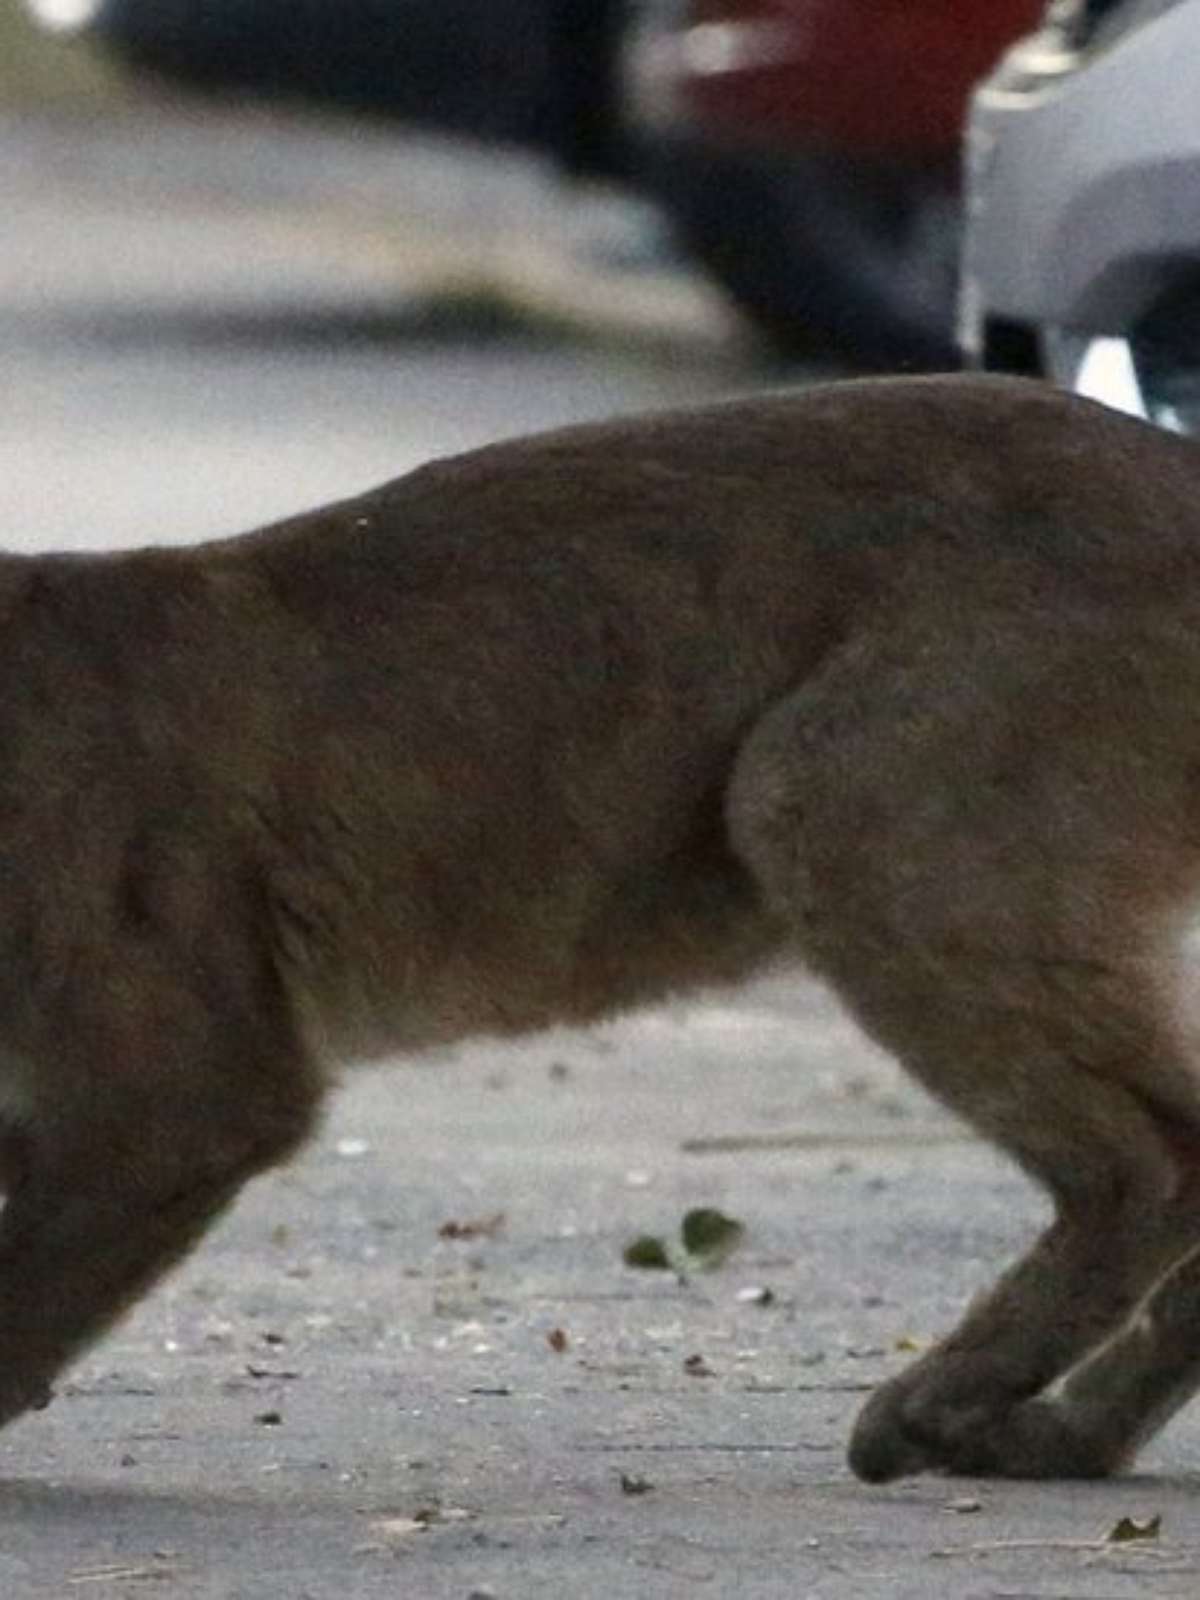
[{"xmin": 962, "ymin": 0, "xmax": 1200, "ymax": 430}]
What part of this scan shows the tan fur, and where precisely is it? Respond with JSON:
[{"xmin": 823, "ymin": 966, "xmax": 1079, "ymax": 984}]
[{"xmin": 4, "ymin": 372, "xmax": 1200, "ymax": 1479}]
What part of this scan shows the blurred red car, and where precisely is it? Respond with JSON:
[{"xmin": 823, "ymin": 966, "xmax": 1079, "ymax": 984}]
[{"xmin": 625, "ymin": 0, "xmax": 1044, "ymax": 365}]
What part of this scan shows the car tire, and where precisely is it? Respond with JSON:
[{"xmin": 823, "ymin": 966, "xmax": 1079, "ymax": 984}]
[{"xmin": 642, "ymin": 137, "xmax": 962, "ymax": 370}]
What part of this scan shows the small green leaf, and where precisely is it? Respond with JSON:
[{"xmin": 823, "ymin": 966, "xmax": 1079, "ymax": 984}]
[
  {"xmin": 1107, "ymin": 1514, "xmax": 1161, "ymax": 1543},
  {"xmin": 623, "ymin": 1235, "xmax": 672, "ymax": 1271},
  {"xmin": 680, "ymin": 1207, "xmax": 745, "ymax": 1268}
]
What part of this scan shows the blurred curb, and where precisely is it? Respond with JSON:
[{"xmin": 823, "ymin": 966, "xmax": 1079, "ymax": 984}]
[{"xmin": 4, "ymin": 97, "xmax": 754, "ymax": 363}]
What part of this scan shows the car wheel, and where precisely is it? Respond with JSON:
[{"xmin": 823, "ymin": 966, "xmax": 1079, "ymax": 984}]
[{"xmin": 642, "ymin": 138, "xmax": 962, "ymax": 370}]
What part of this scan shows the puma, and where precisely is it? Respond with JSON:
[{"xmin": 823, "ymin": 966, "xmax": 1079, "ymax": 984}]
[{"xmin": 1, "ymin": 372, "xmax": 1198, "ymax": 1481}]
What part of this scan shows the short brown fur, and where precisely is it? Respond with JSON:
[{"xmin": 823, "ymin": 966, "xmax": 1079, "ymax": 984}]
[{"xmin": 4, "ymin": 372, "xmax": 1200, "ymax": 1480}]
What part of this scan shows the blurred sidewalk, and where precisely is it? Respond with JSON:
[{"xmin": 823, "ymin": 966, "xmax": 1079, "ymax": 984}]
[{"xmin": 1, "ymin": 99, "xmax": 746, "ymax": 352}]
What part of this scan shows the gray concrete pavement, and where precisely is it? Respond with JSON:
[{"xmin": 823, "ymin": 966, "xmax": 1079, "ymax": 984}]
[
  {"xmin": 4, "ymin": 981, "xmax": 1198, "ymax": 1599},
  {"xmin": 1, "ymin": 102, "xmax": 1200, "ymax": 1600}
]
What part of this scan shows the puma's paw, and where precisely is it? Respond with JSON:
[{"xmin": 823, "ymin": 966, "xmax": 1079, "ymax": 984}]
[{"xmin": 849, "ymin": 1375, "xmax": 1119, "ymax": 1481}]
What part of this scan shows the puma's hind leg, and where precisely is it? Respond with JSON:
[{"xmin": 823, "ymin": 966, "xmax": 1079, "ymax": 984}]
[{"xmin": 727, "ymin": 633, "xmax": 1200, "ymax": 1479}]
